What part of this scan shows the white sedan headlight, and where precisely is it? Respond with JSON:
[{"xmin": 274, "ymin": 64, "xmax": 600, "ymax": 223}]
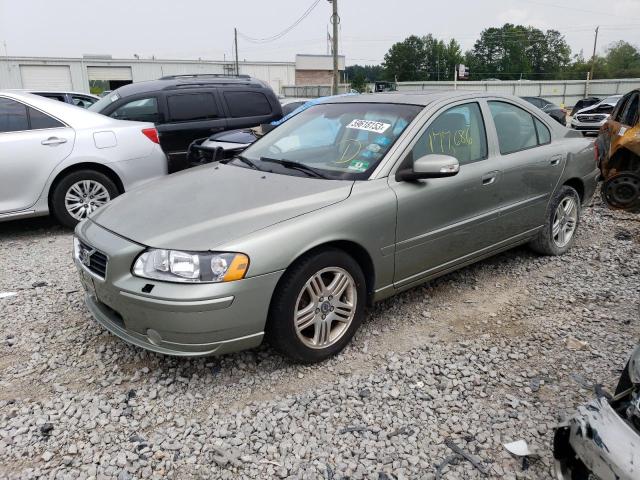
[{"xmin": 133, "ymin": 249, "xmax": 249, "ymax": 283}]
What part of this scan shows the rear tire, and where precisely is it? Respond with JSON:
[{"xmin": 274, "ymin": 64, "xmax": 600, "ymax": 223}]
[
  {"xmin": 50, "ymin": 170, "xmax": 119, "ymax": 228},
  {"xmin": 529, "ymin": 185, "xmax": 581, "ymax": 256},
  {"xmin": 266, "ymin": 248, "xmax": 366, "ymax": 363}
]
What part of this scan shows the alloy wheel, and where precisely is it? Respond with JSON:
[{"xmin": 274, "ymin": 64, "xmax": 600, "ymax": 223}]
[
  {"xmin": 64, "ymin": 180, "xmax": 111, "ymax": 221},
  {"xmin": 294, "ymin": 267, "xmax": 357, "ymax": 349},
  {"xmin": 552, "ymin": 196, "xmax": 578, "ymax": 248}
]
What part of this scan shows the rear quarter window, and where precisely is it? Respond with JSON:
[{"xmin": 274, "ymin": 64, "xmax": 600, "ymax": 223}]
[{"xmin": 224, "ymin": 91, "xmax": 272, "ymax": 117}]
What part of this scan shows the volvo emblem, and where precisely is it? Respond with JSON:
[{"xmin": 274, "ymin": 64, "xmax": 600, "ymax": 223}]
[{"xmin": 79, "ymin": 247, "xmax": 94, "ymax": 267}]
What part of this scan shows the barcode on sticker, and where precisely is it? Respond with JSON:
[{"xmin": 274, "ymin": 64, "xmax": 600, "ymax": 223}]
[{"xmin": 346, "ymin": 119, "xmax": 391, "ymax": 133}]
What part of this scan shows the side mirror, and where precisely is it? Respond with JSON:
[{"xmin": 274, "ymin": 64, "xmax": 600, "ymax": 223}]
[{"xmin": 396, "ymin": 154, "xmax": 460, "ymax": 181}]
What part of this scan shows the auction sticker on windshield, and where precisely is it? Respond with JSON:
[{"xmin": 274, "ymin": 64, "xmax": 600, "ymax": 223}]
[{"xmin": 346, "ymin": 119, "xmax": 391, "ymax": 133}]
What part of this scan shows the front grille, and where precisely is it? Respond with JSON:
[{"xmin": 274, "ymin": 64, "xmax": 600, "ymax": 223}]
[
  {"xmin": 576, "ymin": 115, "xmax": 604, "ymax": 123},
  {"xmin": 78, "ymin": 240, "xmax": 108, "ymax": 279}
]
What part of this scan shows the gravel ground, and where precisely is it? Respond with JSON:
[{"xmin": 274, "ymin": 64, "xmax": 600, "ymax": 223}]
[{"xmin": 0, "ymin": 200, "xmax": 638, "ymax": 480}]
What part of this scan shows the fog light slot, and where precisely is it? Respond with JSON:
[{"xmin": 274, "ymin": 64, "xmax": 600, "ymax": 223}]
[{"xmin": 142, "ymin": 284, "xmax": 154, "ymax": 293}]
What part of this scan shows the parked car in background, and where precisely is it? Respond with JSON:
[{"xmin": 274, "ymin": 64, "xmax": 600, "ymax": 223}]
[
  {"xmin": 521, "ymin": 96, "xmax": 567, "ymax": 125},
  {"xmin": 187, "ymin": 94, "xmax": 355, "ymax": 165},
  {"xmin": 595, "ymin": 88, "xmax": 640, "ymax": 212},
  {"xmin": 73, "ymin": 91, "xmax": 597, "ymax": 362},
  {"xmin": 0, "ymin": 91, "xmax": 167, "ymax": 227},
  {"xmin": 570, "ymin": 96, "xmax": 600, "ymax": 116},
  {"xmin": 554, "ymin": 344, "xmax": 640, "ymax": 480},
  {"xmin": 571, "ymin": 94, "xmax": 623, "ymax": 135},
  {"xmin": 8, "ymin": 89, "xmax": 99, "ymax": 108},
  {"xmin": 281, "ymin": 98, "xmax": 309, "ymax": 116},
  {"xmin": 89, "ymin": 74, "xmax": 282, "ymax": 172}
]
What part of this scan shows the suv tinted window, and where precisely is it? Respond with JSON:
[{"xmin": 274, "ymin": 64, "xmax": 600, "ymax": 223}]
[
  {"xmin": 111, "ymin": 97, "xmax": 159, "ymax": 123},
  {"xmin": 167, "ymin": 93, "xmax": 218, "ymax": 122},
  {"xmin": 489, "ymin": 101, "xmax": 538, "ymax": 154},
  {"xmin": 410, "ymin": 102, "xmax": 488, "ymax": 165},
  {"xmin": 224, "ymin": 91, "xmax": 272, "ymax": 117},
  {"xmin": 0, "ymin": 97, "xmax": 29, "ymax": 132},
  {"xmin": 29, "ymin": 108, "xmax": 64, "ymax": 129}
]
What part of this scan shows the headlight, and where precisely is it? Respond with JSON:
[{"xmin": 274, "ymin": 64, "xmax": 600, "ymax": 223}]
[
  {"xmin": 132, "ymin": 249, "xmax": 249, "ymax": 283},
  {"xmin": 629, "ymin": 345, "xmax": 640, "ymax": 384}
]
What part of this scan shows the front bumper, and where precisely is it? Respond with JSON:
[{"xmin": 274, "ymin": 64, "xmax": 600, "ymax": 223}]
[
  {"xmin": 554, "ymin": 396, "xmax": 639, "ymax": 480},
  {"xmin": 570, "ymin": 117, "xmax": 606, "ymax": 132},
  {"xmin": 74, "ymin": 220, "xmax": 283, "ymax": 356}
]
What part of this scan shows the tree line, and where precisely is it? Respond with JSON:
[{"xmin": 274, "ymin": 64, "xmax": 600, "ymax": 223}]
[{"xmin": 346, "ymin": 23, "xmax": 640, "ymax": 89}]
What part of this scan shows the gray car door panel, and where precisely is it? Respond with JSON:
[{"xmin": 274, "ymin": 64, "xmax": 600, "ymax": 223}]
[
  {"xmin": 485, "ymin": 100, "xmax": 566, "ymax": 238},
  {"xmin": 389, "ymin": 100, "xmax": 504, "ymax": 287}
]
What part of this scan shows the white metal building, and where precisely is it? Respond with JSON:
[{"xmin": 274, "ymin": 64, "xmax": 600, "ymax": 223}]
[{"xmin": 0, "ymin": 56, "xmax": 296, "ymax": 95}]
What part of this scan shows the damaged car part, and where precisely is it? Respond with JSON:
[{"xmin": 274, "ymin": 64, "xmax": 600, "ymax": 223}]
[
  {"xmin": 596, "ymin": 89, "xmax": 640, "ymax": 212},
  {"xmin": 553, "ymin": 345, "xmax": 640, "ymax": 480}
]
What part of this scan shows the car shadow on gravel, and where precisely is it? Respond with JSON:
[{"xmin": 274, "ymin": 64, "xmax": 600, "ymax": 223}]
[{"xmin": 0, "ymin": 216, "xmax": 69, "ymax": 240}]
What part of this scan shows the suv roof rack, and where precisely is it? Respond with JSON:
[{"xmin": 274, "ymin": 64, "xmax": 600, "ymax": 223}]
[{"xmin": 159, "ymin": 73, "xmax": 251, "ymax": 80}]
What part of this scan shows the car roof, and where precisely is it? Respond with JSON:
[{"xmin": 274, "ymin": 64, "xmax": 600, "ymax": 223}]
[
  {"xmin": 5, "ymin": 88, "xmax": 99, "ymax": 98},
  {"xmin": 114, "ymin": 76, "xmax": 270, "ymax": 98},
  {"xmin": 321, "ymin": 90, "xmax": 511, "ymax": 106}
]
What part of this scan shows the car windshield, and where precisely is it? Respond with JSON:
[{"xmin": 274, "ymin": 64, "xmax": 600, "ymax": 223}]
[
  {"xmin": 241, "ymin": 102, "xmax": 422, "ymax": 180},
  {"xmin": 601, "ymin": 95, "xmax": 621, "ymax": 105},
  {"xmin": 88, "ymin": 92, "xmax": 121, "ymax": 113}
]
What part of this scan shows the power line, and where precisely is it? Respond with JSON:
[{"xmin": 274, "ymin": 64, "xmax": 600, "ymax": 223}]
[{"xmin": 238, "ymin": 0, "xmax": 321, "ymax": 44}]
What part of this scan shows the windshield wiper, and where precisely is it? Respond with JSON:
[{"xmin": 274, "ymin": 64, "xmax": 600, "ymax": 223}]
[
  {"xmin": 259, "ymin": 157, "xmax": 328, "ymax": 179},
  {"xmin": 221, "ymin": 155, "xmax": 260, "ymax": 170}
]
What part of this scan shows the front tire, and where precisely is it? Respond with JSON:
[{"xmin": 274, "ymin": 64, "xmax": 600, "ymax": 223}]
[
  {"xmin": 529, "ymin": 185, "xmax": 581, "ymax": 256},
  {"xmin": 266, "ymin": 248, "xmax": 366, "ymax": 363},
  {"xmin": 50, "ymin": 170, "xmax": 119, "ymax": 228}
]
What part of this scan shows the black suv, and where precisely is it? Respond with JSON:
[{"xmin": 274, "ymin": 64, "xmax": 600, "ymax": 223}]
[{"xmin": 89, "ymin": 74, "xmax": 283, "ymax": 172}]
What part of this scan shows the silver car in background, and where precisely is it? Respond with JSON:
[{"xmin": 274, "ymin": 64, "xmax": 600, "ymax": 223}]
[
  {"xmin": 0, "ymin": 91, "xmax": 167, "ymax": 227},
  {"xmin": 570, "ymin": 94, "xmax": 623, "ymax": 134},
  {"xmin": 73, "ymin": 91, "xmax": 598, "ymax": 363}
]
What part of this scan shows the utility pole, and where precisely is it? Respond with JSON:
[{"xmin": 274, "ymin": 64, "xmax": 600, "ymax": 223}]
[
  {"xmin": 330, "ymin": 0, "xmax": 339, "ymax": 95},
  {"xmin": 234, "ymin": 27, "xmax": 239, "ymax": 76},
  {"xmin": 589, "ymin": 26, "xmax": 599, "ymax": 84}
]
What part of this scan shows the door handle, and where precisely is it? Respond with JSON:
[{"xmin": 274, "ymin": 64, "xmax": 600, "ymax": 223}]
[
  {"xmin": 549, "ymin": 154, "xmax": 563, "ymax": 166},
  {"xmin": 482, "ymin": 171, "xmax": 499, "ymax": 186},
  {"xmin": 41, "ymin": 137, "xmax": 67, "ymax": 146}
]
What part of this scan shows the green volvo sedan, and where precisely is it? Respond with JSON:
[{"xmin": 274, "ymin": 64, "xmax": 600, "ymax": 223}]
[{"xmin": 74, "ymin": 91, "xmax": 598, "ymax": 362}]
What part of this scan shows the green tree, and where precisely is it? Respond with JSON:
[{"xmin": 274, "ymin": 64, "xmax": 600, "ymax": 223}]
[
  {"xmin": 604, "ymin": 41, "xmax": 640, "ymax": 78},
  {"xmin": 382, "ymin": 35, "xmax": 463, "ymax": 81},
  {"xmin": 466, "ymin": 24, "xmax": 571, "ymax": 80},
  {"xmin": 382, "ymin": 35, "xmax": 428, "ymax": 81}
]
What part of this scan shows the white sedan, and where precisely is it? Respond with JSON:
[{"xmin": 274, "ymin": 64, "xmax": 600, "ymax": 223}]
[{"xmin": 0, "ymin": 91, "xmax": 167, "ymax": 227}]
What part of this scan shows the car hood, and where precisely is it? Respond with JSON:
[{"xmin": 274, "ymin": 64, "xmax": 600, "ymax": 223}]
[
  {"xmin": 90, "ymin": 164, "xmax": 354, "ymax": 251},
  {"xmin": 576, "ymin": 102, "xmax": 616, "ymax": 115}
]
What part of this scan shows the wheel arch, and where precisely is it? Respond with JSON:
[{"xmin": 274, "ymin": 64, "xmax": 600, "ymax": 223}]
[
  {"xmin": 277, "ymin": 240, "xmax": 377, "ymax": 306},
  {"xmin": 48, "ymin": 162, "xmax": 125, "ymax": 208},
  {"xmin": 562, "ymin": 177, "xmax": 585, "ymax": 203}
]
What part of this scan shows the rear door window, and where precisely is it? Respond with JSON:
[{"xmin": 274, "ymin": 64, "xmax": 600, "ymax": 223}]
[
  {"xmin": 167, "ymin": 93, "xmax": 218, "ymax": 122},
  {"xmin": 29, "ymin": 108, "xmax": 65, "ymax": 129},
  {"xmin": 534, "ymin": 118, "xmax": 551, "ymax": 144},
  {"xmin": 224, "ymin": 91, "xmax": 272, "ymax": 117},
  {"xmin": 0, "ymin": 97, "xmax": 29, "ymax": 132},
  {"xmin": 110, "ymin": 97, "xmax": 159, "ymax": 123},
  {"xmin": 488, "ymin": 101, "xmax": 538, "ymax": 154}
]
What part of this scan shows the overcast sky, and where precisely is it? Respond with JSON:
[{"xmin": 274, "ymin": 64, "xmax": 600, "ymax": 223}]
[{"xmin": 1, "ymin": 0, "xmax": 639, "ymax": 65}]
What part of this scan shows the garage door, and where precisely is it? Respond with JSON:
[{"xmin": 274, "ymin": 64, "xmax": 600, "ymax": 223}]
[
  {"xmin": 87, "ymin": 66, "xmax": 133, "ymax": 81},
  {"xmin": 20, "ymin": 65, "xmax": 72, "ymax": 90}
]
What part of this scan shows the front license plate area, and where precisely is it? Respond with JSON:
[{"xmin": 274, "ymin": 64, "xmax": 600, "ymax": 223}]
[{"xmin": 80, "ymin": 269, "xmax": 97, "ymax": 298}]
